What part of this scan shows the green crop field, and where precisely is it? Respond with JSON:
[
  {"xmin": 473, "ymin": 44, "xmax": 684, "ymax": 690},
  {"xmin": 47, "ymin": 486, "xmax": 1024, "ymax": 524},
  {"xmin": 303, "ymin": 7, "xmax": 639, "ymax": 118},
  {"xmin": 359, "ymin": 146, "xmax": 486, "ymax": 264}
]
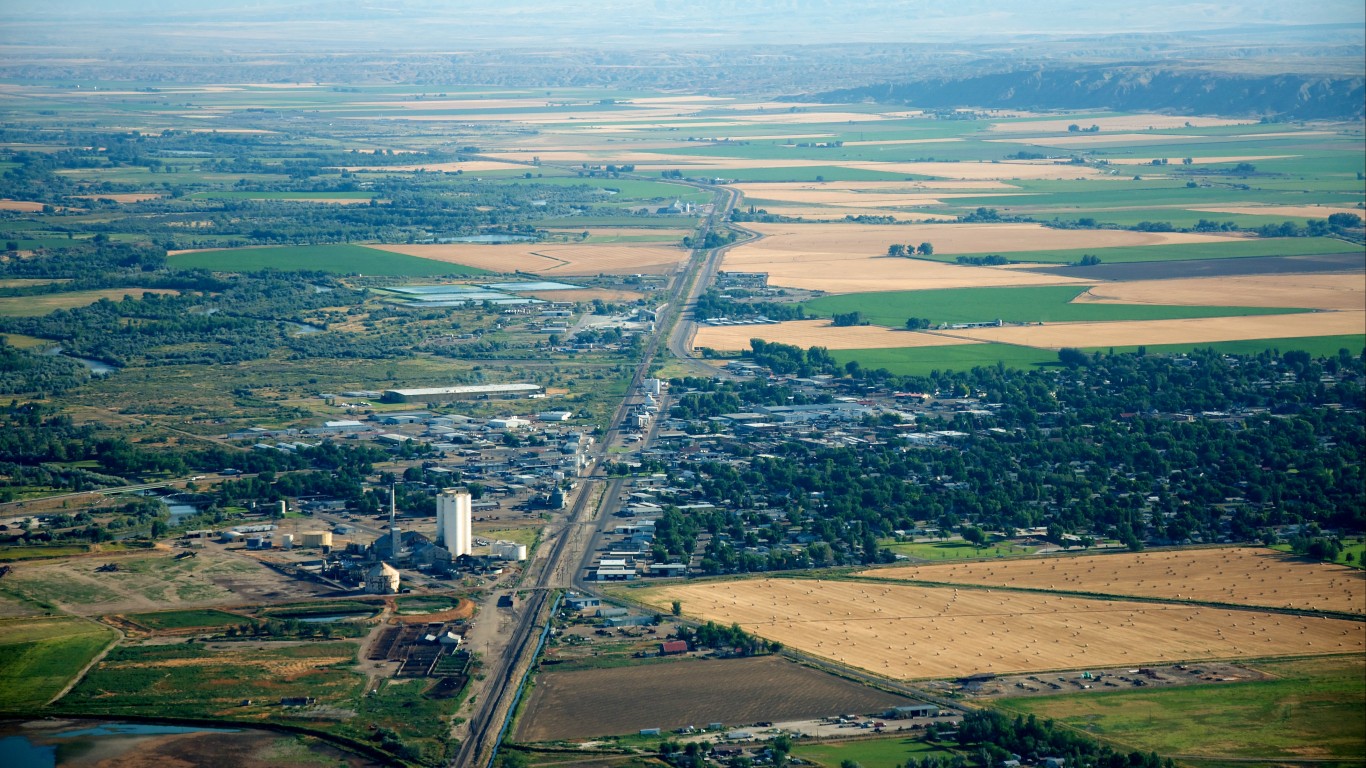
[
  {"xmin": 831, "ymin": 343, "xmax": 1060, "ymax": 376},
  {"xmin": 123, "ymin": 608, "xmax": 255, "ymax": 631},
  {"xmin": 0, "ymin": 616, "xmax": 118, "ymax": 710},
  {"xmin": 1087, "ymin": 335, "xmax": 1366, "ymax": 359},
  {"xmin": 990, "ymin": 655, "xmax": 1366, "ymax": 762},
  {"xmin": 793, "ymin": 737, "xmax": 958, "ymax": 768},
  {"xmin": 931, "ymin": 236, "xmax": 1354, "ymax": 265},
  {"xmin": 168, "ymin": 244, "xmax": 488, "ymax": 276},
  {"xmin": 803, "ymin": 286, "xmax": 1300, "ymax": 327}
]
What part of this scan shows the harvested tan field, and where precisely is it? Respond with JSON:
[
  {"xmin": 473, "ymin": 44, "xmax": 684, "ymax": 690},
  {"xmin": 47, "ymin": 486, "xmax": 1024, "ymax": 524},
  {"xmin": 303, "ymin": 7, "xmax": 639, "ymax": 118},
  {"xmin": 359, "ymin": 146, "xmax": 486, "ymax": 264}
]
[
  {"xmin": 0, "ymin": 199, "xmax": 46, "ymax": 211},
  {"xmin": 70, "ymin": 193, "xmax": 162, "ymax": 203},
  {"xmin": 737, "ymin": 222, "xmax": 1235, "ymax": 257},
  {"xmin": 749, "ymin": 206, "xmax": 958, "ymax": 222},
  {"xmin": 940, "ymin": 311, "xmax": 1365, "ymax": 348},
  {"xmin": 693, "ymin": 320, "xmax": 976, "ymax": 352},
  {"xmin": 720, "ymin": 223, "xmax": 1240, "ymax": 292},
  {"xmin": 739, "ymin": 181, "xmax": 1021, "ymax": 191},
  {"xmin": 1103, "ymin": 155, "xmax": 1298, "ymax": 166},
  {"xmin": 337, "ymin": 160, "xmax": 526, "ymax": 173},
  {"xmin": 989, "ymin": 116, "xmax": 1253, "ymax": 133},
  {"xmin": 369, "ymin": 243, "xmax": 688, "ymax": 275},
  {"xmin": 990, "ymin": 133, "xmax": 1201, "ymax": 147},
  {"xmin": 861, "ymin": 548, "xmax": 1365, "ymax": 615},
  {"xmin": 842, "ymin": 138, "xmax": 967, "ymax": 146},
  {"xmin": 1192, "ymin": 205, "xmax": 1364, "ymax": 219},
  {"xmin": 642, "ymin": 579, "xmax": 1364, "ymax": 680},
  {"xmin": 1075, "ymin": 273, "xmax": 1365, "ymax": 312},
  {"xmin": 735, "ymin": 185, "xmax": 1028, "ymax": 208},
  {"xmin": 840, "ymin": 161, "xmax": 1106, "ymax": 180}
]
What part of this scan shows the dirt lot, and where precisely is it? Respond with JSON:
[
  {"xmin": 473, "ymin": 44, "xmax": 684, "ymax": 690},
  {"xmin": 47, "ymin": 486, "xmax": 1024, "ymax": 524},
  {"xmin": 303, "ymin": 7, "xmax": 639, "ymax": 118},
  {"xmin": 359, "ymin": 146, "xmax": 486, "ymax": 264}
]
[
  {"xmin": 938, "ymin": 310, "xmax": 1364, "ymax": 349},
  {"xmin": 0, "ymin": 549, "xmax": 335, "ymax": 615},
  {"xmin": 861, "ymin": 547, "xmax": 1366, "ymax": 615},
  {"xmin": 515, "ymin": 655, "xmax": 912, "ymax": 742},
  {"xmin": 370, "ymin": 243, "xmax": 689, "ymax": 275},
  {"xmin": 640, "ymin": 578, "xmax": 1365, "ymax": 681},
  {"xmin": 1074, "ymin": 273, "xmax": 1365, "ymax": 311},
  {"xmin": 693, "ymin": 320, "xmax": 977, "ymax": 352}
]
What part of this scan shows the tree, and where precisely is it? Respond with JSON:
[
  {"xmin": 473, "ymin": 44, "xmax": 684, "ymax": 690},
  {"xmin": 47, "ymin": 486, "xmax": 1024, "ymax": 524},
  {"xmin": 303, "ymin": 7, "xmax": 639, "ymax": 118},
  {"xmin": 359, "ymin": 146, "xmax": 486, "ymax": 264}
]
[
  {"xmin": 916, "ymin": 242, "xmax": 934, "ymax": 256},
  {"xmin": 961, "ymin": 525, "xmax": 987, "ymax": 548},
  {"xmin": 1058, "ymin": 347, "xmax": 1089, "ymax": 367},
  {"xmin": 1328, "ymin": 212, "xmax": 1362, "ymax": 230},
  {"xmin": 887, "ymin": 244, "xmax": 907, "ymax": 257},
  {"xmin": 905, "ymin": 317, "xmax": 931, "ymax": 330},
  {"xmin": 671, "ymin": 599, "xmax": 682, "ymax": 616}
]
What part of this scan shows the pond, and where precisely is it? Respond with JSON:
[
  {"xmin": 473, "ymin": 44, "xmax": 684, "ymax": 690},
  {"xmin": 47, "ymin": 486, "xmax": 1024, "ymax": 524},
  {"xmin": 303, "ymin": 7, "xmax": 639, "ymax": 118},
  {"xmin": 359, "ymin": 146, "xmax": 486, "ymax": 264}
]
[
  {"xmin": 43, "ymin": 347, "xmax": 117, "ymax": 376},
  {"xmin": 0, "ymin": 720, "xmax": 376, "ymax": 767},
  {"xmin": 283, "ymin": 321, "xmax": 324, "ymax": 335}
]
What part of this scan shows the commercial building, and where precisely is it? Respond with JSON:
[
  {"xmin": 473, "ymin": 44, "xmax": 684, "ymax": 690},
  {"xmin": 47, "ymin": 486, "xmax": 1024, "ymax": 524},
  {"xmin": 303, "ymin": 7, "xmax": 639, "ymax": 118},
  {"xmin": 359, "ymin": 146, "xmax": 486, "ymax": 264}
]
[
  {"xmin": 365, "ymin": 562, "xmax": 401, "ymax": 594},
  {"xmin": 382, "ymin": 383, "xmax": 542, "ymax": 403}
]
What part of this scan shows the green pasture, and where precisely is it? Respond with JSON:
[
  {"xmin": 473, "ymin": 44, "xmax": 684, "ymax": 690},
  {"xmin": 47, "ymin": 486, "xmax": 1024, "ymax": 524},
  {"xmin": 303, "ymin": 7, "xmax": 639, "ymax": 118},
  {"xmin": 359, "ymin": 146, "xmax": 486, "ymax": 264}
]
[
  {"xmin": 168, "ymin": 244, "xmax": 488, "ymax": 276},
  {"xmin": 123, "ymin": 608, "xmax": 254, "ymax": 631},
  {"xmin": 0, "ymin": 287, "xmax": 178, "ymax": 317},
  {"xmin": 803, "ymin": 286, "xmax": 1302, "ymax": 327},
  {"xmin": 831, "ymin": 343, "xmax": 1060, "ymax": 376},
  {"xmin": 56, "ymin": 641, "xmax": 360, "ymax": 715},
  {"xmin": 0, "ymin": 545, "xmax": 93, "ymax": 561},
  {"xmin": 990, "ymin": 655, "xmax": 1365, "ymax": 761},
  {"xmin": 936, "ymin": 236, "xmax": 1354, "ymax": 265},
  {"xmin": 0, "ymin": 616, "xmax": 118, "ymax": 710},
  {"xmin": 1271, "ymin": 536, "xmax": 1365, "ymax": 569},
  {"xmin": 793, "ymin": 737, "xmax": 958, "ymax": 768}
]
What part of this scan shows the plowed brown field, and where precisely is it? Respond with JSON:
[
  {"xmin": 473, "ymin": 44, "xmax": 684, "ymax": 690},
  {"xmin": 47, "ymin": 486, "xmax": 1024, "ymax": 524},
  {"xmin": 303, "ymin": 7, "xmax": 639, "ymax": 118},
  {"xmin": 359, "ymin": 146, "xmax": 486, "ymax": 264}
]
[{"xmin": 515, "ymin": 655, "xmax": 912, "ymax": 741}]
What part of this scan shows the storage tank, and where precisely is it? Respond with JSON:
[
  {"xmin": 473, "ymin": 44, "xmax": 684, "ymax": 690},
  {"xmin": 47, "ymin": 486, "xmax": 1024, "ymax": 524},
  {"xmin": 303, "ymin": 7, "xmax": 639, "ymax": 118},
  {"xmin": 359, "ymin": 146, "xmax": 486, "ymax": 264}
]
[
  {"xmin": 300, "ymin": 531, "xmax": 333, "ymax": 548},
  {"xmin": 276, "ymin": 533, "xmax": 294, "ymax": 550}
]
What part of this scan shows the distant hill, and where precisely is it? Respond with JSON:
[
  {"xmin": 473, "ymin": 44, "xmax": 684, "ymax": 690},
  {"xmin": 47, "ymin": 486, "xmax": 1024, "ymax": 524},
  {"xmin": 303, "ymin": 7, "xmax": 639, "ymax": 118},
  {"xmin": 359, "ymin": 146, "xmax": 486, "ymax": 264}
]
[{"xmin": 815, "ymin": 66, "xmax": 1366, "ymax": 121}]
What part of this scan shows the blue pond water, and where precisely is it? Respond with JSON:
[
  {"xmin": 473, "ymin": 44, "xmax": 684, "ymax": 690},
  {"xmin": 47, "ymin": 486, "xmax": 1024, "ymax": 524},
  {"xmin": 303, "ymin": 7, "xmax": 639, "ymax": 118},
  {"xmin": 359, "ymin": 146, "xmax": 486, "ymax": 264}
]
[{"xmin": 0, "ymin": 723, "xmax": 240, "ymax": 768}]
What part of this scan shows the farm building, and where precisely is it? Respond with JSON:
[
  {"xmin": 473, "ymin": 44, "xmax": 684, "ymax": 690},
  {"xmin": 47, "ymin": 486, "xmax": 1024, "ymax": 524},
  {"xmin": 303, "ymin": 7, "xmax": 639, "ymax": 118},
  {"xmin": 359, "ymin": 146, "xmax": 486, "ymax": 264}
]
[
  {"xmin": 382, "ymin": 383, "xmax": 542, "ymax": 403},
  {"xmin": 660, "ymin": 640, "xmax": 689, "ymax": 655},
  {"xmin": 887, "ymin": 704, "xmax": 939, "ymax": 718},
  {"xmin": 365, "ymin": 562, "xmax": 401, "ymax": 594}
]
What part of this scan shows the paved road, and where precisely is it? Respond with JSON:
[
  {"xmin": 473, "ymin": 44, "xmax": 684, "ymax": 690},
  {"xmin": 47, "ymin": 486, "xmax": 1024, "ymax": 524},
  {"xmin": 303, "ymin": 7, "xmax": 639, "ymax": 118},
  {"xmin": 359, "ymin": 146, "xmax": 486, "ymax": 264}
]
[{"xmin": 448, "ymin": 183, "xmax": 740, "ymax": 768}]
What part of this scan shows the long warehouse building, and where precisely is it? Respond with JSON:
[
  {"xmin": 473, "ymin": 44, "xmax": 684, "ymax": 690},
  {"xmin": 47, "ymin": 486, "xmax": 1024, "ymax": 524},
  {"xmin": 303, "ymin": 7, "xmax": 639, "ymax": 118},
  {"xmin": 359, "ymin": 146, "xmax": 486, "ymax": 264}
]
[{"xmin": 382, "ymin": 383, "xmax": 542, "ymax": 403}]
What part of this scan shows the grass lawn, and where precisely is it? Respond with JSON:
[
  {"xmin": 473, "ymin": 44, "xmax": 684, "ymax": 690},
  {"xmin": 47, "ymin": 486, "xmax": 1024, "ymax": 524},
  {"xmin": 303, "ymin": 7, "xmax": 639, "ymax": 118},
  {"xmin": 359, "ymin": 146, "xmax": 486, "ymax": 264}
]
[
  {"xmin": 0, "ymin": 545, "xmax": 93, "ymax": 562},
  {"xmin": 168, "ymin": 244, "xmax": 489, "ymax": 276},
  {"xmin": 937, "ymin": 236, "xmax": 1352, "ymax": 265},
  {"xmin": 831, "ymin": 344, "xmax": 1061, "ymax": 376},
  {"xmin": 481, "ymin": 527, "xmax": 541, "ymax": 547},
  {"xmin": 990, "ymin": 655, "xmax": 1365, "ymax": 761},
  {"xmin": 802, "ymin": 286, "xmax": 1300, "ymax": 327},
  {"xmin": 882, "ymin": 538, "xmax": 1039, "ymax": 561},
  {"xmin": 0, "ymin": 616, "xmax": 118, "ymax": 710},
  {"xmin": 1270, "ymin": 537, "xmax": 1366, "ymax": 570},
  {"xmin": 793, "ymin": 736, "xmax": 959, "ymax": 768}
]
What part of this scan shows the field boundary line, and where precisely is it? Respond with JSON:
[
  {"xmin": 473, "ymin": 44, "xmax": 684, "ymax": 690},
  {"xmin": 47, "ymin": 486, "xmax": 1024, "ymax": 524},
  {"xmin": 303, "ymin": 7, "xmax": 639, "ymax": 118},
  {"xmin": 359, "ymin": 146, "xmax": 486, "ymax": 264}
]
[{"xmin": 839, "ymin": 574, "xmax": 1366, "ymax": 622}]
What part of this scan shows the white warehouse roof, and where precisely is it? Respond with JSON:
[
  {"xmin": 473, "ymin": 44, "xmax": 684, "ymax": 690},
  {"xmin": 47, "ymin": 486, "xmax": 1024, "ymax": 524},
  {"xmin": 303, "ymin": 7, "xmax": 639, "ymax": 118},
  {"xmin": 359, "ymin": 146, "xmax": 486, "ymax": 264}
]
[{"xmin": 386, "ymin": 384, "xmax": 541, "ymax": 397}]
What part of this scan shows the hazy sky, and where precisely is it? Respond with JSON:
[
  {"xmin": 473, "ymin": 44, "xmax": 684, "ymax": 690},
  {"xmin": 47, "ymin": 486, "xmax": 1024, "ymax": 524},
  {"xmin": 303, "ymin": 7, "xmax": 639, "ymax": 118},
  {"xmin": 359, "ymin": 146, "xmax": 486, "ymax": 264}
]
[{"xmin": 4, "ymin": 0, "xmax": 1363, "ymax": 50}]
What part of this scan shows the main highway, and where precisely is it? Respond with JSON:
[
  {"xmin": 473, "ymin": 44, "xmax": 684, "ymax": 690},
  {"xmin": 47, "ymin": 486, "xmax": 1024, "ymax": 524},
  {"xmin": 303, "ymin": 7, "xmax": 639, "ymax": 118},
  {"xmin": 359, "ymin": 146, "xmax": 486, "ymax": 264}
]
[{"xmin": 448, "ymin": 180, "xmax": 742, "ymax": 768}]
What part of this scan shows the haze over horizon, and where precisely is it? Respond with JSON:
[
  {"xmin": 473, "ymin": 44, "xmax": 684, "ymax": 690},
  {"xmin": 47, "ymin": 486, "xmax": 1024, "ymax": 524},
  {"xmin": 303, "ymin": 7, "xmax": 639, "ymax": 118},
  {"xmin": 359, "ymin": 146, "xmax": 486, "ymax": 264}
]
[{"xmin": 3, "ymin": 0, "xmax": 1364, "ymax": 51}]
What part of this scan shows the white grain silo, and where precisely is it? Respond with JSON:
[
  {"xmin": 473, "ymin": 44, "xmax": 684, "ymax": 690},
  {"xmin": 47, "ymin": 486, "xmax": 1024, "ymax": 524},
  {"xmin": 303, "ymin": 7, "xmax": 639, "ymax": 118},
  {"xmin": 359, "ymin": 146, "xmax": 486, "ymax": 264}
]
[
  {"xmin": 436, "ymin": 488, "xmax": 472, "ymax": 556},
  {"xmin": 276, "ymin": 533, "xmax": 294, "ymax": 550}
]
